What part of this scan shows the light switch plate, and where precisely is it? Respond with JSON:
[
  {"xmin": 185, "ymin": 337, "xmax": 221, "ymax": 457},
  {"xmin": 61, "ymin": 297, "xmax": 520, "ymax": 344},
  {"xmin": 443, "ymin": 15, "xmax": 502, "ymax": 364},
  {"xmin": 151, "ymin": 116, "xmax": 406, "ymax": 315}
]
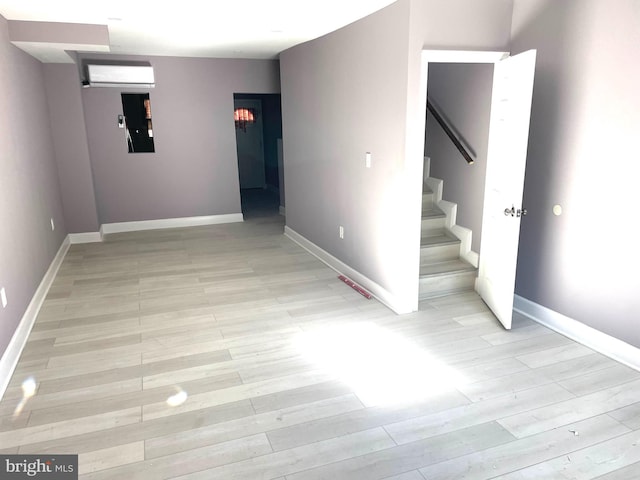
[{"xmin": 1, "ymin": 288, "xmax": 7, "ymax": 308}]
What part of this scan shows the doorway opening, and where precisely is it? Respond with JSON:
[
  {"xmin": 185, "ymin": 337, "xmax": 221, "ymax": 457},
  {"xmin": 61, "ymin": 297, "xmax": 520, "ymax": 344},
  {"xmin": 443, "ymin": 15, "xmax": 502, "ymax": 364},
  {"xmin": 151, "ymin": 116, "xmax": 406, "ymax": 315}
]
[
  {"xmin": 419, "ymin": 50, "xmax": 536, "ymax": 329},
  {"xmin": 233, "ymin": 93, "xmax": 283, "ymax": 219},
  {"xmin": 424, "ymin": 62, "xmax": 494, "ymax": 260}
]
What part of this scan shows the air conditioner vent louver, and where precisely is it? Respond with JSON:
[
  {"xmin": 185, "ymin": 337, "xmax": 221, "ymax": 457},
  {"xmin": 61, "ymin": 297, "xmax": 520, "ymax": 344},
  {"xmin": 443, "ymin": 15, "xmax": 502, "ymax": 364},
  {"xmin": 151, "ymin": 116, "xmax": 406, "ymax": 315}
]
[{"xmin": 86, "ymin": 64, "xmax": 155, "ymax": 88}]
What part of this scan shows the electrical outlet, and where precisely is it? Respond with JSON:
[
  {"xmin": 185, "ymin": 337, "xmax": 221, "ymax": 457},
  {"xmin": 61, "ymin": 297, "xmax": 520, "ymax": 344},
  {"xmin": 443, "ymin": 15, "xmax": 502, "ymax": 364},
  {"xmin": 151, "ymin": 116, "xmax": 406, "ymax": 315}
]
[
  {"xmin": 339, "ymin": 226, "xmax": 344, "ymax": 239},
  {"xmin": 1, "ymin": 288, "xmax": 7, "ymax": 308},
  {"xmin": 50, "ymin": 218, "xmax": 55, "ymax": 231}
]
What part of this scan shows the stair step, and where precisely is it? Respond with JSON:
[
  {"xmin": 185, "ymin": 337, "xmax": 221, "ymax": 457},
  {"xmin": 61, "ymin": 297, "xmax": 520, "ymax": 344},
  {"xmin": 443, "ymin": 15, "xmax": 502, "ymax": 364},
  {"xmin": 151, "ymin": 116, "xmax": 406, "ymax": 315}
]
[
  {"xmin": 421, "ymin": 186, "xmax": 436, "ymax": 206},
  {"xmin": 420, "ymin": 258, "xmax": 476, "ymax": 277},
  {"xmin": 419, "ymin": 172, "xmax": 476, "ymax": 301},
  {"xmin": 421, "ymin": 205, "xmax": 444, "ymax": 219},
  {"xmin": 420, "ymin": 229, "xmax": 460, "ymax": 264},
  {"xmin": 419, "ymin": 284, "xmax": 476, "ymax": 300},
  {"xmin": 421, "ymin": 246, "xmax": 460, "ymax": 265},
  {"xmin": 421, "ymin": 229, "xmax": 459, "ymax": 246},
  {"xmin": 421, "ymin": 216, "xmax": 446, "ymax": 231},
  {"xmin": 419, "ymin": 268, "xmax": 477, "ymax": 300}
]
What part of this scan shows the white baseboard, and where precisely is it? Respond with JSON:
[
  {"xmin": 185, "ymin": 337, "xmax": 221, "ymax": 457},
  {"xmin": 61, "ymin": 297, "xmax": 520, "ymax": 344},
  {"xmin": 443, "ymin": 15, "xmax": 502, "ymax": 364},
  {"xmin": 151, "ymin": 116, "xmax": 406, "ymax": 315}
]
[
  {"xmin": 68, "ymin": 215, "xmax": 245, "ymax": 243},
  {"xmin": 0, "ymin": 237, "xmax": 70, "ymax": 401},
  {"xmin": 68, "ymin": 232, "xmax": 102, "ymax": 244},
  {"xmin": 514, "ymin": 295, "xmax": 640, "ymax": 372},
  {"xmin": 284, "ymin": 226, "xmax": 414, "ymax": 314},
  {"xmin": 100, "ymin": 213, "xmax": 244, "ymax": 235},
  {"xmin": 279, "ymin": 206, "xmax": 286, "ymax": 216}
]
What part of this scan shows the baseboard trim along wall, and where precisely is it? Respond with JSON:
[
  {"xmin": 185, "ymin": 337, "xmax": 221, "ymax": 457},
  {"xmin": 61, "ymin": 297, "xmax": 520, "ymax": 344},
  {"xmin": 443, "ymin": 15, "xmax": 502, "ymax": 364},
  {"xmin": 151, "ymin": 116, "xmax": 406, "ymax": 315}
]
[
  {"xmin": 68, "ymin": 214, "xmax": 244, "ymax": 243},
  {"xmin": 284, "ymin": 226, "xmax": 412, "ymax": 315},
  {"xmin": 0, "ymin": 237, "xmax": 71, "ymax": 401},
  {"xmin": 101, "ymin": 213, "xmax": 244, "ymax": 235},
  {"xmin": 68, "ymin": 232, "xmax": 103, "ymax": 244},
  {"xmin": 514, "ymin": 294, "xmax": 640, "ymax": 372}
]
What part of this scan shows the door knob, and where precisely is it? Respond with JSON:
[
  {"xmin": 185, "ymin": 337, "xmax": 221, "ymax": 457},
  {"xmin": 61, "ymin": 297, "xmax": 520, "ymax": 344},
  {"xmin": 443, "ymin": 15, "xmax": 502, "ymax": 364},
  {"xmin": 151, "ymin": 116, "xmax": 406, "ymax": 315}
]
[{"xmin": 504, "ymin": 205, "xmax": 527, "ymax": 217}]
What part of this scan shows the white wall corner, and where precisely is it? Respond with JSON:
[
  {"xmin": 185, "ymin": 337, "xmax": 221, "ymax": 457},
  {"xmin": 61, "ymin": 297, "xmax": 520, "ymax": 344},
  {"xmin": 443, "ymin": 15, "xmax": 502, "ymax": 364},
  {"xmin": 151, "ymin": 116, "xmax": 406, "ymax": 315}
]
[
  {"xmin": 514, "ymin": 295, "xmax": 640, "ymax": 372},
  {"xmin": 0, "ymin": 236, "xmax": 70, "ymax": 401},
  {"xmin": 284, "ymin": 226, "xmax": 415, "ymax": 315},
  {"xmin": 68, "ymin": 232, "xmax": 103, "ymax": 244},
  {"xmin": 100, "ymin": 213, "xmax": 244, "ymax": 235}
]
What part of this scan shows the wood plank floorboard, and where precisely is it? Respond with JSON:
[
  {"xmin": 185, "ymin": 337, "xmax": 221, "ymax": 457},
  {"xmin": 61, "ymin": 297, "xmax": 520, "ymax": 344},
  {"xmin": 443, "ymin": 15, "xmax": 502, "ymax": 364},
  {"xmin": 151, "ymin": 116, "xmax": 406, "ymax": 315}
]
[{"xmin": 0, "ymin": 212, "xmax": 638, "ymax": 479}]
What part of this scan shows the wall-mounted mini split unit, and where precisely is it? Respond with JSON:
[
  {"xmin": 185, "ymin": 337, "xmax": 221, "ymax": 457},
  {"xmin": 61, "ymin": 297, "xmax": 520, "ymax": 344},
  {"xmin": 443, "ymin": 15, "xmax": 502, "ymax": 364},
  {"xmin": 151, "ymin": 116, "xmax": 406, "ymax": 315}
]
[{"xmin": 85, "ymin": 64, "xmax": 155, "ymax": 88}]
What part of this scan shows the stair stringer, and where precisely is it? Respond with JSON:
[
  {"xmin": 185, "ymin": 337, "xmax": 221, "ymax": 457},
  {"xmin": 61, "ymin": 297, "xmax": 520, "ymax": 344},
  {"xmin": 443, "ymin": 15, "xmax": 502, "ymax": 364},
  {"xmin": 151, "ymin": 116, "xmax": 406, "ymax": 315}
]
[
  {"xmin": 423, "ymin": 156, "xmax": 431, "ymax": 182},
  {"xmin": 437, "ymin": 200, "xmax": 478, "ymax": 269},
  {"xmin": 424, "ymin": 176, "xmax": 443, "ymax": 204},
  {"xmin": 424, "ymin": 176, "xmax": 479, "ymax": 269}
]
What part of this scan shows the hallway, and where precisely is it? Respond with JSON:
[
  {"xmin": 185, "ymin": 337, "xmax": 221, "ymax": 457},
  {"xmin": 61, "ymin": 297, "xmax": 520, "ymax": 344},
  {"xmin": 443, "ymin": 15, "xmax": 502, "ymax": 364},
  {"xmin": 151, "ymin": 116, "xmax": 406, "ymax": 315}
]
[{"xmin": 240, "ymin": 188, "xmax": 281, "ymax": 219}]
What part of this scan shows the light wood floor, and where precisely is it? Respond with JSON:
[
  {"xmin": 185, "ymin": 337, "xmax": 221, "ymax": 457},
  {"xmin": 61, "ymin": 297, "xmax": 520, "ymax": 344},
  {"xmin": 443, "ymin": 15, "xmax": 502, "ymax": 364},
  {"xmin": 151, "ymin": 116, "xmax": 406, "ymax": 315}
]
[{"xmin": 2, "ymin": 212, "xmax": 640, "ymax": 479}]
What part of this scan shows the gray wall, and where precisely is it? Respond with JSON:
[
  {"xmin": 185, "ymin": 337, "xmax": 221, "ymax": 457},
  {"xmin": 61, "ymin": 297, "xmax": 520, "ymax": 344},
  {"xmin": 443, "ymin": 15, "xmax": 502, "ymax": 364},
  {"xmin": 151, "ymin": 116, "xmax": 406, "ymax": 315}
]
[
  {"xmin": 511, "ymin": 0, "xmax": 640, "ymax": 347},
  {"xmin": 79, "ymin": 55, "xmax": 280, "ymax": 224},
  {"xmin": 280, "ymin": 0, "xmax": 513, "ymax": 311},
  {"xmin": 8, "ymin": 21, "xmax": 109, "ymax": 46},
  {"xmin": 425, "ymin": 63, "xmax": 494, "ymax": 253},
  {"xmin": 419, "ymin": 0, "xmax": 514, "ymax": 49},
  {"xmin": 0, "ymin": 15, "xmax": 67, "ymax": 356},
  {"xmin": 281, "ymin": 1, "xmax": 416, "ymax": 308},
  {"xmin": 43, "ymin": 64, "xmax": 99, "ymax": 233}
]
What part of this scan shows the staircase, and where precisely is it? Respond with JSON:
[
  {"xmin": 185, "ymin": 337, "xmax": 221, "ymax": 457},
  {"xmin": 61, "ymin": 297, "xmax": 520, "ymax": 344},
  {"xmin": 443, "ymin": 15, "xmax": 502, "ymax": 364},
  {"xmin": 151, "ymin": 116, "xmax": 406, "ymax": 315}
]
[{"xmin": 419, "ymin": 162, "xmax": 477, "ymax": 300}]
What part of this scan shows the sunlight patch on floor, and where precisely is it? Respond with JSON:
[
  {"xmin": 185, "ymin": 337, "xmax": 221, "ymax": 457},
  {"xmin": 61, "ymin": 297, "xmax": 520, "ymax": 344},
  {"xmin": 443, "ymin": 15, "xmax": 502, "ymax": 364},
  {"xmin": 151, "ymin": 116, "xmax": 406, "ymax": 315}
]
[{"xmin": 294, "ymin": 322, "xmax": 465, "ymax": 407}]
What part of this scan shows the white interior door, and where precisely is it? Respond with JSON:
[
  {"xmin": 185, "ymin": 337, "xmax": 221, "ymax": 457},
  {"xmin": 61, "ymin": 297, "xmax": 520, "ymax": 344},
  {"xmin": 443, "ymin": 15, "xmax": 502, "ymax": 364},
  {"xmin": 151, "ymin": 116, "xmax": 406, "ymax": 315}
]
[
  {"xmin": 477, "ymin": 50, "xmax": 537, "ymax": 329},
  {"xmin": 234, "ymin": 99, "xmax": 265, "ymax": 189}
]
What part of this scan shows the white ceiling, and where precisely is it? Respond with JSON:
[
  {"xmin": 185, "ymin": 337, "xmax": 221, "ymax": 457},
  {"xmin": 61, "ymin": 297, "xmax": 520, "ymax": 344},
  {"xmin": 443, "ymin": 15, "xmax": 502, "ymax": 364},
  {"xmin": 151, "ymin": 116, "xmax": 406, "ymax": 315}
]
[{"xmin": 0, "ymin": 0, "xmax": 397, "ymax": 60}]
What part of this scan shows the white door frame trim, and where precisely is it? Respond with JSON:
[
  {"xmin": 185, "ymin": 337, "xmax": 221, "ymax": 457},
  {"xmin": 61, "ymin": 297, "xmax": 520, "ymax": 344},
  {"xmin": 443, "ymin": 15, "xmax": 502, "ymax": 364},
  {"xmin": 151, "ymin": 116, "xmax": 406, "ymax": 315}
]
[
  {"xmin": 418, "ymin": 49, "xmax": 510, "ymax": 301},
  {"xmin": 421, "ymin": 50, "xmax": 509, "ymax": 64}
]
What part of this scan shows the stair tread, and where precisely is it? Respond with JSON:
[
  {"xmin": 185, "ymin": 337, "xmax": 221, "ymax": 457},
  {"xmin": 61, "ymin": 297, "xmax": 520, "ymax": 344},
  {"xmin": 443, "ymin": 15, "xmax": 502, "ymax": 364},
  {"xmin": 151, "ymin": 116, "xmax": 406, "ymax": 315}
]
[
  {"xmin": 419, "ymin": 287, "xmax": 475, "ymax": 300},
  {"xmin": 420, "ymin": 259, "xmax": 477, "ymax": 277},
  {"xmin": 420, "ymin": 230, "xmax": 459, "ymax": 247},
  {"xmin": 421, "ymin": 206, "xmax": 445, "ymax": 219}
]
